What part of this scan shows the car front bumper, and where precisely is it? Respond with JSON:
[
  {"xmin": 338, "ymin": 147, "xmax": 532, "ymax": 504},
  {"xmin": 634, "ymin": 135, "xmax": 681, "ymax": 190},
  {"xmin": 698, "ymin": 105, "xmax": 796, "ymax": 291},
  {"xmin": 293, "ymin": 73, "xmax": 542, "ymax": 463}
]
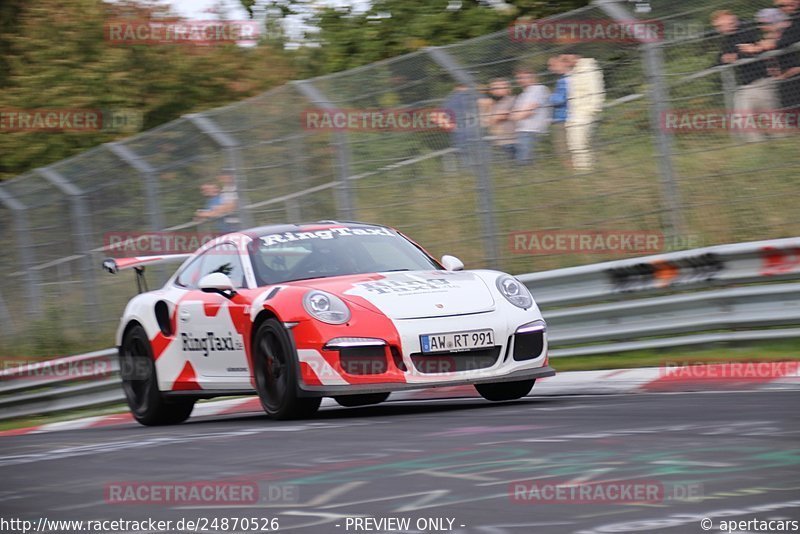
[{"xmin": 297, "ymin": 365, "xmax": 556, "ymax": 397}]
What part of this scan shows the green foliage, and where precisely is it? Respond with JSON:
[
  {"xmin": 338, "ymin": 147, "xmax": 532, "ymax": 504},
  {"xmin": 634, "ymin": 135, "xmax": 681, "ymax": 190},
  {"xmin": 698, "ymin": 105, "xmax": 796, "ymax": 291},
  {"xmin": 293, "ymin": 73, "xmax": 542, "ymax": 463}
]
[
  {"xmin": 262, "ymin": 0, "xmax": 590, "ymax": 77},
  {"xmin": 0, "ymin": 0, "xmax": 296, "ymax": 181}
]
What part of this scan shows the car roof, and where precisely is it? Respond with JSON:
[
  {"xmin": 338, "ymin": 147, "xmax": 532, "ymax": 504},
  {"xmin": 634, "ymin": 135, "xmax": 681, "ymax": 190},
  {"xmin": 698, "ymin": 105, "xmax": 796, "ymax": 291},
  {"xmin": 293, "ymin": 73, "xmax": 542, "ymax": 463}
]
[{"xmin": 243, "ymin": 220, "xmax": 393, "ymax": 238}]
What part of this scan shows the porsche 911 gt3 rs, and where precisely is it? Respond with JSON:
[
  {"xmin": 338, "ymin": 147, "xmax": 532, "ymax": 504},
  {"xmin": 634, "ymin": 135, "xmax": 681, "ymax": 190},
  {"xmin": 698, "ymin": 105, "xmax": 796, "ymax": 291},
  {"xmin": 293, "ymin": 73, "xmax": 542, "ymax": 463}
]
[{"xmin": 104, "ymin": 221, "xmax": 555, "ymax": 425}]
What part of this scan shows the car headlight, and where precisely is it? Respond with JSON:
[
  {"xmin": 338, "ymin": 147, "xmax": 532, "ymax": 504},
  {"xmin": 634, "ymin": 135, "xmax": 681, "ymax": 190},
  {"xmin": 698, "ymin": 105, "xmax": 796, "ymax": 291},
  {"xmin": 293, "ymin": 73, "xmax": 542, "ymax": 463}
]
[
  {"xmin": 496, "ymin": 275, "xmax": 533, "ymax": 309},
  {"xmin": 303, "ymin": 290, "xmax": 351, "ymax": 324}
]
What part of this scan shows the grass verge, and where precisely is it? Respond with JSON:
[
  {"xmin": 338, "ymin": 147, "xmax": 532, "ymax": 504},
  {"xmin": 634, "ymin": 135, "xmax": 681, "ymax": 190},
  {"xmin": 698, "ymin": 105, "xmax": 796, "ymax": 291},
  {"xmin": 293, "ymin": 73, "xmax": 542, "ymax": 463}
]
[{"xmin": 551, "ymin": 339, "xmax": 800, "ymax": 372}]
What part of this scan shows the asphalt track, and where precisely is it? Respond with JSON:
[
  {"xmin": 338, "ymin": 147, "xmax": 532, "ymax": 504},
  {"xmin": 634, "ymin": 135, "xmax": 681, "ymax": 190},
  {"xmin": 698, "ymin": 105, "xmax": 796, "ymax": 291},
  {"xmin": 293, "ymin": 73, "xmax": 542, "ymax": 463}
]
[{"xmin": 1, "ymin": 390, "xmax": 799, "ymax": 534}]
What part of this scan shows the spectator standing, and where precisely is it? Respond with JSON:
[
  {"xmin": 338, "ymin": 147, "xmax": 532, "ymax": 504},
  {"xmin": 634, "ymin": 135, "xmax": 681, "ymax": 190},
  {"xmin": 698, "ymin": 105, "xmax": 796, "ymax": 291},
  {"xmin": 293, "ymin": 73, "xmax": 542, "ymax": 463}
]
[
  {"xmin": 441, "ymin": 83, "xmax": 475, "ymax": 168},
  {"xmin": 548, "ymin": 55, "xmax": 571, "ymax": 169},
  {"xmin": 218, "ymin": 174, "xmax": 240, "ymax": 232},
  {"xmin": 734, "ymin": 1, "xmax": 800, "ymax": 112},
  {"xmin": 773, "ymin": 0, "xmax": 800, "ymax": 110},
  {"xmin": 713, "ymin": 10, "xmax": 778, "ymax": 142},
  {"xmin": 194, "ymin": 182, "xmax": 221, "ymax": 225},
  {"xmin": 564, "ymin": 55, "xmax": 605, "ymax": 172},
  {"xmin": 482, "ymin": 78, "xmax": 517, "ymax": 160},
  {"xmin": 195, "ymin": 175, "xmax": 239, "ymax": 232},
  {"xmin": 511, "ymin": 69, "xmax": 552, "ymax": 165}
]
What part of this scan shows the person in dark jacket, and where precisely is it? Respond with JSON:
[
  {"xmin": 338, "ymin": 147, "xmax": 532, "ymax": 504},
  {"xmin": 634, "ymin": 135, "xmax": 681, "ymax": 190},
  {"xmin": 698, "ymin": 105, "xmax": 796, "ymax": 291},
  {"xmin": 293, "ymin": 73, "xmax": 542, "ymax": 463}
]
[
  {"xmin": 712, "ymin": 10, "xmax": 778, "ymax": 141},
  {"xmin": 736, "ymin": 0, "xmax": 800, "ymax": 112}
]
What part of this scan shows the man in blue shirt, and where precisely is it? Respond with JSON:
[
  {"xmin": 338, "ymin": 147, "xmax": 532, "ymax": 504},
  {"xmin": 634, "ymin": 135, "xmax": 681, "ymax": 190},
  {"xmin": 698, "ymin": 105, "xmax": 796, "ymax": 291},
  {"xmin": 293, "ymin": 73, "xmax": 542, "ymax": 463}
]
[
  {"xmin": 195, "ymin": 182, "xmax": 221, "ymax": 221},
  {"xmin": 548, "ymin": 55, "xmax": 571, "ymax": 169},
  {"xmin": 442, "ymin": 83, "xmax": 476, "ymax": 169}
]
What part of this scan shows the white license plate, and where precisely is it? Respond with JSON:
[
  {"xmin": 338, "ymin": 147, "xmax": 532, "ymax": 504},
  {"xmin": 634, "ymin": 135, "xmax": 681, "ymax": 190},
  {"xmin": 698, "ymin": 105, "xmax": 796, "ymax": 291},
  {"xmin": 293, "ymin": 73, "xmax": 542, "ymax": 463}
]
[{"xmin": 420, "ymin": 329, "xmax": 494, "ymax": 353}]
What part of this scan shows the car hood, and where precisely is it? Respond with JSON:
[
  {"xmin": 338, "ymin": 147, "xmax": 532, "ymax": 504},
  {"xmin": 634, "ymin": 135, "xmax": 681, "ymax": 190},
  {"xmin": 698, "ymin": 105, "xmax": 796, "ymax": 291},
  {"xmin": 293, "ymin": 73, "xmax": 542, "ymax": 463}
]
[{"xmin": 294, "ymin": 271, "xmax": 497, "ymax": 320}]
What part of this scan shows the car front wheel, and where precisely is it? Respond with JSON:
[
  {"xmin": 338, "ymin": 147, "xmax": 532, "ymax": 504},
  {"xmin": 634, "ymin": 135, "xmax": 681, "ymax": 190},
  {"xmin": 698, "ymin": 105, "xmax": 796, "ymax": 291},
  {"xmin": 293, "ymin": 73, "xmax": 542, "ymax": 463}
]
[
  {"xmin": 253, "ymin": 319, "xmax": 321, "ymax": 420},
  {"xmin": 475, "ymin": 379, "xmax": 535, "ymax": 402}
]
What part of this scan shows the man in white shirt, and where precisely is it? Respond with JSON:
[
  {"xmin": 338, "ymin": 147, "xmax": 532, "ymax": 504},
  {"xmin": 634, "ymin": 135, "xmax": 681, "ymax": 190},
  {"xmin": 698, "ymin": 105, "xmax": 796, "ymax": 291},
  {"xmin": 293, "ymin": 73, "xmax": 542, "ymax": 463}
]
[
  {"xmin": 564, "ymin": 55, "xmax": 605, "ymax": 172},
  {"xmin": 511, "ymin": 68, "xmax": 552, "ymax": 165}
]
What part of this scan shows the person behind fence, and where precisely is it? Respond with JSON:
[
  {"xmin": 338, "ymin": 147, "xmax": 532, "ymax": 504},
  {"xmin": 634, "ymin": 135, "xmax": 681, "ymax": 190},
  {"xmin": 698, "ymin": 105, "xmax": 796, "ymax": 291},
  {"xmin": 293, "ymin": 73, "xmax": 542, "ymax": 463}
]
[
  {"xmin": 755, "ymin": 8, "xmax": 792, "ymax": 120},
  {"xmin": 195, "ymin": 174, "xmax": 239, "ymax": 232},
  {"xmin": 712, "ymin": 9, "xmax": 779, "ymax": 142},
  {"xmin": 439, "ymin": 83, "xmax": 474, "ymax": 168},
  {"xmin": 772, "ymin": 0, "xmax": 800, "ymax": 111},
  {"xmin": 735, "ymin": 0, "xmax": 800, "ymax": 112},
  {"xmin": 194, "ymin": 182, "xmax": 221, "ymax": 226},
  {"xmin": 511, "ymin": 68, "xmax": 551, "ymax": 165},
  {"xmin": 481, "ymin": 77, "xmax": 517, "ymax": 160},
  {"xmin": 548, "ymin": 55, "xmax": 571, "ymax": 169},
  {"xmin": 564, "ymin": 54, "xmax": 605, "ymax": 172}
]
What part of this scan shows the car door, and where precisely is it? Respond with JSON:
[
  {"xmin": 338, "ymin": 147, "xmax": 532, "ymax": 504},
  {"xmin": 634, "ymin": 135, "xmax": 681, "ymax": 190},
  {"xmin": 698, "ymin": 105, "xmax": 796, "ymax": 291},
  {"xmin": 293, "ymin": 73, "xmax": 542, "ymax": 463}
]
[{"xmin": 176, "ymin": 242, "xmax": 251, "ymax": 380}]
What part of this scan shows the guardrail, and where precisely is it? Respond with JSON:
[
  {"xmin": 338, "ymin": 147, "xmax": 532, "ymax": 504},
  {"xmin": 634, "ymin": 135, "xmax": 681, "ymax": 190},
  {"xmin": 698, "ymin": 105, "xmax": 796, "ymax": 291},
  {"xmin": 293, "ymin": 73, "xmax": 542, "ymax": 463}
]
[
  {"xmin": 519, "ymin": 237, "xmax": 800, "ymax": 306},
  {"xmin": 1, "ymin": 238, "xmax": 798, "ymax": 421}
]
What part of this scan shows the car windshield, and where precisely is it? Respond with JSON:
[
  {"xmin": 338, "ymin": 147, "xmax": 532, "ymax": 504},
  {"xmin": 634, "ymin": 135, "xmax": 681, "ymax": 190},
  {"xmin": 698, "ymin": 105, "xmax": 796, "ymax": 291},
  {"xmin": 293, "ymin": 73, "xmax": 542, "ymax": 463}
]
[{"xmin": 248, "ymin": 227, "xmax": 441, "ymax": 286}]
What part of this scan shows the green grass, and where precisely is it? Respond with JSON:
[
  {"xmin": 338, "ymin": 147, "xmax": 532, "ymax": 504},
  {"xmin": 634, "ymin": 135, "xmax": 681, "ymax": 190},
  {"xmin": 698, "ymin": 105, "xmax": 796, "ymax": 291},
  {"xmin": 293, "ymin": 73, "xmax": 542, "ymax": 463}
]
[
  {"xmin": 0, "ymin": 404, "xmax": 128, "ymax": 432},
  {"xmin": 551, "ymin": 339, "xmax": 800, "ymax": 372},
  {"xmin": 2, "ymin": 99, "xmax": 799, "ymax": 359}
]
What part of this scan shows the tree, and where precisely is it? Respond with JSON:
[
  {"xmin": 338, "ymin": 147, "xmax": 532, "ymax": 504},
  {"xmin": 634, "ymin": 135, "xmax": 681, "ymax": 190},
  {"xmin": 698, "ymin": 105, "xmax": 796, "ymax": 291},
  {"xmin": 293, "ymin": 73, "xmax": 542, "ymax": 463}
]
[
  {"xmin": 245, "ymin": 0, "xmax": 591, "ymax": 76},
  {"xmin": 0, "ymin": 0, "xmax": 295, "ymax": 181}
]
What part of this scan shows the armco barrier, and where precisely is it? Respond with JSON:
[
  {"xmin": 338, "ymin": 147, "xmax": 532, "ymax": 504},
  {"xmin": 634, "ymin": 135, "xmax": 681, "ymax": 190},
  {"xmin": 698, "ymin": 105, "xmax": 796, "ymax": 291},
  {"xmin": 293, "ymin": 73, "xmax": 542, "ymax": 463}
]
[
  {"xmin": 519, "ymin": 237, "xmax": 800, "ymax": 306},
  {"xmin": 0, "ymin": 238, "xmax": 798, "ymax": 421}
]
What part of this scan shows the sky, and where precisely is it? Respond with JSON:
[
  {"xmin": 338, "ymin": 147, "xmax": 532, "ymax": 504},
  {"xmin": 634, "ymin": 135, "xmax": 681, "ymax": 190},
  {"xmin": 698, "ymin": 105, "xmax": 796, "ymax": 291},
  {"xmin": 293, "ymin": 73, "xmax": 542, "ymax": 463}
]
[
  {"xmin": 161, "ymin": 0, "xmax": 249, "ymax": 20},
  {"xmin": 160, "ymin": 0, "xmax": 370, "ymax": 20},
  {"xmin": 155, "ymin": 0, "xmax": 372, "ymax": 46}
]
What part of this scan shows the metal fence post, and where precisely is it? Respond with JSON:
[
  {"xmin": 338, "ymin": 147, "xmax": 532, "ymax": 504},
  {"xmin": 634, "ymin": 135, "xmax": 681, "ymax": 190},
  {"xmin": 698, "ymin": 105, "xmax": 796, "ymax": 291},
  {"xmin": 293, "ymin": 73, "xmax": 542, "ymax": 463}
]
[
  {"xmin": 107, "ymin": 141, "xmax": 168, "ymax": 284},
  {"xmin": 0, "ymin": 291, "xmax": 14, "ymax": 337},
  {"xmin": 595, "ymin": 0, "xmax": 685, "ymax": 239},
  {"xmin": 720, "ymin": 68, "xmax": 737, "ymax": 112},
  {"xmin": 186, "ymin": 113, "xmax": 252, "ymax": 229},
  {"xmin": 293, "ymin": 80, "xmax": 355, "ymax": 220},
  {"xmin": 107, "ymin": 142, "xmax": 164, "ymax": 232},
  {"xmin": 642, "ymin": 43, "xmax": 686, "ymax": 237},
  {"xmin": 0, "ymin": 186, "xmax": 41, "ymax": 318},
  {"xmin": 287, "ymin": 133, "xmax": 310, "ymax": 222},
  {"xmin": 427, "ymin": 46, "xmax": 499, "ymax": 269},
  {"xmin": 36, "ymin": 167, "xmax": 99, "ymax": 325}
]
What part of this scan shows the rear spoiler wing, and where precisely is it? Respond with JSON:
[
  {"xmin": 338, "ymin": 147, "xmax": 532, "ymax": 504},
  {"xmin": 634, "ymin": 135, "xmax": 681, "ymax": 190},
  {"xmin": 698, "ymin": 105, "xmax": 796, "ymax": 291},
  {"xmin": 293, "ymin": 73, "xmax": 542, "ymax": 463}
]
[
  {"xmin": 102, "ymin": 254, "xmax": 193, "ymax": 274},
  {"xmin": 102, "ymin": 254, "xmax": 192, "ymax": 293}
]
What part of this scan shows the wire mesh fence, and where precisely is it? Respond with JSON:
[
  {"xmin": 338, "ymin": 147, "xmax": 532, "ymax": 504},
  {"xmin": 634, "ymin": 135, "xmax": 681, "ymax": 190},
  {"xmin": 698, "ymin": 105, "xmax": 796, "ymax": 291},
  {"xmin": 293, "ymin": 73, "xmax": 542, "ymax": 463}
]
[{"xmin": 1, "ymin": 0, "xmax": 799, "ymax": 352}]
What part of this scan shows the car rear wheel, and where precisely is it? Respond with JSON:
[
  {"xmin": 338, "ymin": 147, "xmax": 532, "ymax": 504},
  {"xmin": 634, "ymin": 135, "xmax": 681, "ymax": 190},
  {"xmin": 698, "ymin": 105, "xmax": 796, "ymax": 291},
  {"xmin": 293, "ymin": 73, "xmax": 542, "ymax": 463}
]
[
  {"xmin": 120, "ymin": 324, "xmax": 195, "ymax": 426},
  {"xmin": 253, "ymin": 319, "xmax": 321, "ymax": 420},
  {"xmin": 475, "ymin": 379, "xmax": 535, "ymax": 401},
  {"xmin": 334, "ymin": 392, "xmax": 390, "ymax": 407}
]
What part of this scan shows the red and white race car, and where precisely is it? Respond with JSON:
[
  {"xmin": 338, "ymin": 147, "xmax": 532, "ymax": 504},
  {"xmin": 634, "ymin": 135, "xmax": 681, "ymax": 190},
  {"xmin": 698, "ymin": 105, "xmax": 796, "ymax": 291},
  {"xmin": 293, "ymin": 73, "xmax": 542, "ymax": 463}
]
[{"xmin": 104, "ymin": 222, "xmax": 554, "ymax": 425}]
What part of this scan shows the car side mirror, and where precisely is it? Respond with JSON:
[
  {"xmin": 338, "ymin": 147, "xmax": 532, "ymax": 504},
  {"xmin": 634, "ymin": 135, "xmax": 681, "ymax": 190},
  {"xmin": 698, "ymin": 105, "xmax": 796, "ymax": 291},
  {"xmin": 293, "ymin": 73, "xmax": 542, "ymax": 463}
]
[
  {"xmin": 441, "ymin": 255, "xmax": 464, "ymax": 272},
  {"xmin": 198, "ymin": 272, "xmax": 237, "ymax": 298}
]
